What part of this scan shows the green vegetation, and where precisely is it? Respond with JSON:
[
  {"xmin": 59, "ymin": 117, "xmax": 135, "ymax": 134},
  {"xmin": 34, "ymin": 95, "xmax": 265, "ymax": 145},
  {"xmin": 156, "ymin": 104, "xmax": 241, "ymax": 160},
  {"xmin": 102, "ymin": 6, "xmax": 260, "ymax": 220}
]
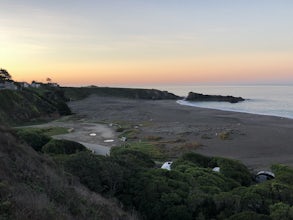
[
  {"xmin": 116, "ymin": 142, "xmax": 165, "ymax": 160},
  {"xmin": 219, "ymin": 130, "xmax": 232, "ymax": 140},
  {"xmin": 10, "ymin": 72, "xmax": 293, "ymax": 218},
  {"xmin": 143, "ymin": 135, "xmax": 163, "ymax": 141},
  {"xmin": 0, "ymin": 88, "xmax": 71, "ymax": 125},
  {"xmin": 118, "ymin": 128, "xmax": 140, "ymax": 139},
  {"xmin": 42, "ymin": 139, "xmax": 87, "ymax": 155},
  {"xmin": 17, "ymin": 126, "xmax": 68, "ymax": 136},
  {"xmin": 0, "ymin": 126, "xmax": 133, "ymax": 220},
  {"xmin": 57, "ymin": 149, "xmax": 293, "ymax": 220},
  {"xmin": 2, "ymin": 123, "xmax": 293, "ymax": 219},
  {"xmin": 16, "ymin": 128, "xmax": 52, "ymax": 151}
]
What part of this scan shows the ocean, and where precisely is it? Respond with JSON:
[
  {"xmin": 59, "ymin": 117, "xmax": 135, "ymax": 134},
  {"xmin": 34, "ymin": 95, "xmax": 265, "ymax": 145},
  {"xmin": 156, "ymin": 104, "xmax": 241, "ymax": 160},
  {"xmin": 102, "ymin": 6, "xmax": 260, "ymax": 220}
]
[{"xmin": 126, "ymin": 84, "xmax": 293, "ymax": 119}]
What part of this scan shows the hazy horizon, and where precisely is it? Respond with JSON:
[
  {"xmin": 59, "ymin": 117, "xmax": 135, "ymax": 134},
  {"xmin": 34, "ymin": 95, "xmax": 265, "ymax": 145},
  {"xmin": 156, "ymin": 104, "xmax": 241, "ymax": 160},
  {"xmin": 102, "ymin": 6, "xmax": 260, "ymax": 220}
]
[{"xmin": 1, "ymin": 0, "xmax": 293, "ymax": 85}]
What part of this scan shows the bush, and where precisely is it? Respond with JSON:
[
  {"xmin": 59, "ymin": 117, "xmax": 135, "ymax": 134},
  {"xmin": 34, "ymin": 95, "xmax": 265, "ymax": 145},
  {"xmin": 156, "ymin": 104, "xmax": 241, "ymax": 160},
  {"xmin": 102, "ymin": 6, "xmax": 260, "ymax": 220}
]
[
  {"xmin": 110, "ymin": 147, "xmax": 155, "ymax": 169},
  {"xmin": 270, "ymin": 202, "xmax": 293, "ymax": 220},
  {"xmin": 63, "ymin": 152, "xmax": 126, "ymax": 195},
  {"xmin": 271, "ymin": 164, "xmax": 293, "ymax": 185},
  {"xmin": 42, "ymin": 139, "xmax": 86, "ymax": 155},
  {"xmin": 174, "ymin": 152, "xmax": 213, "ymax": 168},
  {"xmin": 228, "ymin": 211, "xmax": 271, "ymax": 220},
  {"xmin": 17, "ymin": 129, "xmax": 51, "ymax": 151},
  {"xmin": 211, "ymin": 157, "xmax": 253, "ymax": 186},
  {"xmin": 116, "ymin": 142, "xmax": 164, "ymax": 160}
]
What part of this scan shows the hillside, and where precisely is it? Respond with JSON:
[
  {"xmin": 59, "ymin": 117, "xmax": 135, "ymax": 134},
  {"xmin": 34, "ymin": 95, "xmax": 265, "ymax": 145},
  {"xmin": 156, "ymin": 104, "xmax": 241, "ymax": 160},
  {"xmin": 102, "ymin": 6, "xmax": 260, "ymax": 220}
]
[
  {"xmin": 0, "ymin": 126, "xmax": 135, "ymax": 219},
  {"xmin": 0, "ymin": 88, "xmax": 71, "ymax": 125}
]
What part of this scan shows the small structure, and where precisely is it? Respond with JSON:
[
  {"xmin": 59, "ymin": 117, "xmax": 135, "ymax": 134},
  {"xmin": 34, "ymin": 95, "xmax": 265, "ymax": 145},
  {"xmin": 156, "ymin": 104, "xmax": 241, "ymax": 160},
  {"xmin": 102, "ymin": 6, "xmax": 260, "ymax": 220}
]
[
  {"xmin": 0, "ymin": 81, "xmax": 17, "ymax": 90},
  {"xmin": 104, "ymin": 139, "xmax": 114, "ymax": 143},
  {"xmin": 18, "ymin": 82, "xmax": 30, "ymax": 88},
  {"xmin": 255, "ymin": 171, "xmax": 275, "ymax": 183},
  {"xmin": 120, "ymin": 136, "xmax": 127, "ymax": 142},
  {"xmin": 212, "ymin": 167, "xmax": 220, "ymax": 172},
  {"xmin": 31, "ymin": 81, "xmax": 42, "ymax": 88},
  {"xmin": 47, "ymin": 82, "xmax": 59, "ymax": 87},
  {"xmin": 161, "ymin": 161, "xmax": 173, "ymax": 171}
]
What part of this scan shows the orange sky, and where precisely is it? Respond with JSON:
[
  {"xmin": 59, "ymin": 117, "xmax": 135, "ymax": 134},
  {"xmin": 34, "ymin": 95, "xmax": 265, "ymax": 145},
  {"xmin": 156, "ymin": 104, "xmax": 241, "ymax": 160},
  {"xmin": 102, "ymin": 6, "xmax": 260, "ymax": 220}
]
[
  {"xmin": 1, "ymin": 1, "xmax": 293, "ymax": 86},
  {"xmin": 7, "ymin": 52, "xmax": 293, "ymax": 86}
]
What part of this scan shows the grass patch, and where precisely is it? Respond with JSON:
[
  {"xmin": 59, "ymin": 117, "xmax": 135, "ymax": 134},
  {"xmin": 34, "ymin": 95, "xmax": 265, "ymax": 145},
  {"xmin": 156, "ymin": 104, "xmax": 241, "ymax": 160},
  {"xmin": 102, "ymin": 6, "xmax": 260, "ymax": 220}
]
[
  {"xmin": 218, "ymin": 131, "xmax": 231, "ymax": 140},
  {"xmin": 115, "ymin": 127, "xmax": 125, "ymax": 132},
  {"xmin": 201, "ymin": 134, "xmax": 213, "ymax": 139},
  {"xmin": 181, "ymin": 142, "xmax": 202, "ymax": 149},
  {"xmin": 121, "ymin": 142, "xmax": 165, "ymax": 160},
  {"xmin": 17, "ymin": 127, "xmax": 68, "ymax": 137},
  {"xmin": 143, "ymin": 136, "xmax": 163, "ymax": 141},
  {"xmin": 167, "ymin": 141, "xmax": 202, "ymax": 157},
  {"xmin": 118, "ymin": 129, "xmax": 140, "ymax": 139}
]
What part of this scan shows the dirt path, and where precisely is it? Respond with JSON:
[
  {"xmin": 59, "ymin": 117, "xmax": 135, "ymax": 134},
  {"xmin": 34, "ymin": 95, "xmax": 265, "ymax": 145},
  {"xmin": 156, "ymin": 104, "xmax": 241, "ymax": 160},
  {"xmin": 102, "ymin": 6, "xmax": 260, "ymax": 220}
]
[{"xmin": 25, "ymin": 120, "xmax": 118, "ymax": 155}]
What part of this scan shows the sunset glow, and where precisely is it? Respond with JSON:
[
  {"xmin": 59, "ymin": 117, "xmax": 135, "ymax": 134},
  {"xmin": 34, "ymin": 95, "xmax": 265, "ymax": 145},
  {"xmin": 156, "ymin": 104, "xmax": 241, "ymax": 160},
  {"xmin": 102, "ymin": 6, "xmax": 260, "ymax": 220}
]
[{"xmin": 1, "ymin": 0, "xmax": 293, "ymax": 86}]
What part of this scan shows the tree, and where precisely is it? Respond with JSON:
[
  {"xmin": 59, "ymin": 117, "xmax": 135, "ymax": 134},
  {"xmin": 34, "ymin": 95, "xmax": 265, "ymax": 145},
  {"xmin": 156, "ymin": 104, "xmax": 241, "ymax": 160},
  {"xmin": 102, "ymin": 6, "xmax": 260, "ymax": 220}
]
[{"xmin": 0, "ymin": 69, "xmax": 12, "ymax": 82}]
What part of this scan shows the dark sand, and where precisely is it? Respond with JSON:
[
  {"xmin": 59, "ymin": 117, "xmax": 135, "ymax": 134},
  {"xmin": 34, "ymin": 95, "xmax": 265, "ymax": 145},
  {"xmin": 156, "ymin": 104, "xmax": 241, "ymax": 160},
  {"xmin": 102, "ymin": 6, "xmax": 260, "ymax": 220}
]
[{"xmin": 69, "ymin": 95, "xmax": 293, "ymax": 170}]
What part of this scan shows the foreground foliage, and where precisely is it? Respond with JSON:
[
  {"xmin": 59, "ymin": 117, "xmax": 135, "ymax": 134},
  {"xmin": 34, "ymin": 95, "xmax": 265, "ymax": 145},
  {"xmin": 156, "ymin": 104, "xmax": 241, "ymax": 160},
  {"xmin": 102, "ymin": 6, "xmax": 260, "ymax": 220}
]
[
  {"xmin": 7, "ymin": 126, "xmax": 293, "ymax": 219},
  {"xmin": 42, "ymin": 139, "xmax": 87, "ymax": 155},
  {"xmin": 0, "ymin": 126, "xmax": 134, "ymax": 220},
  {"xmin": 55, "ymin": 147, "xmax": 293, "ymax": 220}
]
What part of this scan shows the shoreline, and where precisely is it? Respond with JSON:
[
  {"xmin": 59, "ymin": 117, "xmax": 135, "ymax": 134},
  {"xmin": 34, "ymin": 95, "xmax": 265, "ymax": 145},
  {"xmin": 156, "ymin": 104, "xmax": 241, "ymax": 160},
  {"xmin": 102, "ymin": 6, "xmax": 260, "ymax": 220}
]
[
  {"xmin": 177, "ymin": 100, "xmax": 293, "ymax": 120},
  {"xmin": 67, "ymin": 95, "xmax": 293, "ymax": 171}
]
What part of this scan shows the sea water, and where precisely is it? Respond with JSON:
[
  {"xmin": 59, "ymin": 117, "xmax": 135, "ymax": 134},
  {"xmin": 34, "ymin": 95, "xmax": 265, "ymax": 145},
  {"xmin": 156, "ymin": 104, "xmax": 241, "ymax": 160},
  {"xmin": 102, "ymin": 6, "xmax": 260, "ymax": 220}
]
[{"xmin": 127, "ymin": 84, "xmax": 293, "ymax": 119}]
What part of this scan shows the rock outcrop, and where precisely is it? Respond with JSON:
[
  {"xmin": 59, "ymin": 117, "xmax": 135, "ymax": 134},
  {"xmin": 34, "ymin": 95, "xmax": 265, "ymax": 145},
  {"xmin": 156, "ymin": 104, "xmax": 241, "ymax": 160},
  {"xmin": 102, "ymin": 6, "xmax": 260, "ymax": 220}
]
[{"xmin": 186, "ymin": 92, "xmax": 245, "ymax": 103}]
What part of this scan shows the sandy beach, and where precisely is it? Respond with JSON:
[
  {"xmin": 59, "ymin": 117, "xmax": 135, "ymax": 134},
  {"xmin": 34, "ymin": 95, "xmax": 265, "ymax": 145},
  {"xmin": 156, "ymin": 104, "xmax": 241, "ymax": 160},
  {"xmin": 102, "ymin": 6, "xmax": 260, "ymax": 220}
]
[{"xmin": 66, "ymin": 95, "xmax": 293, "ymax": 170}]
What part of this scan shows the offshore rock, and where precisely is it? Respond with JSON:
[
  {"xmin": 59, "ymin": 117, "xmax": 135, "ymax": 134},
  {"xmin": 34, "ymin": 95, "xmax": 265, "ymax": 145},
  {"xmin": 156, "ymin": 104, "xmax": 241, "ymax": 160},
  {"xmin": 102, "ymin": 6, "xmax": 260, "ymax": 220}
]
[{"xmin": 186, "ymin": 92, "xmax": 245, "ymax": 103}]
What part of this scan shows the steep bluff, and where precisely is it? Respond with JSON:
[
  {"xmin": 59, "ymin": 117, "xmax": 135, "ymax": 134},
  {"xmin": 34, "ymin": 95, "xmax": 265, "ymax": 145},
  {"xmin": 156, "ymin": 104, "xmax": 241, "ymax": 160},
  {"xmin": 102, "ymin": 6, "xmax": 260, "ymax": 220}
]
[{"xmin": 0, "ymin": 88, "xmax": 71, "ymax": 125}]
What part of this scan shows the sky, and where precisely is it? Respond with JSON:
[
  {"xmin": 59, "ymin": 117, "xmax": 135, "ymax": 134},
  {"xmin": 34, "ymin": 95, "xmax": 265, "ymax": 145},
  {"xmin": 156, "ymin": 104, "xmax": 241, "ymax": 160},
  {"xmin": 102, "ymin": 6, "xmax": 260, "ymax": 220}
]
[{"xmin": 1, "ymin": 0, "xmax": 293, "ymax": 86}]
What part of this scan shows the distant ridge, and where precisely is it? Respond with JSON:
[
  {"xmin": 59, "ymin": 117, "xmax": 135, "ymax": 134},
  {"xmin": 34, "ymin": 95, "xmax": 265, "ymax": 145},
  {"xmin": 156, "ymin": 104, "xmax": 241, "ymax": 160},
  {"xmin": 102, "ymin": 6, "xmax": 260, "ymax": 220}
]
[{"xmin": 62, "ymin": 86, "xmax": 181, "ymax": 101}]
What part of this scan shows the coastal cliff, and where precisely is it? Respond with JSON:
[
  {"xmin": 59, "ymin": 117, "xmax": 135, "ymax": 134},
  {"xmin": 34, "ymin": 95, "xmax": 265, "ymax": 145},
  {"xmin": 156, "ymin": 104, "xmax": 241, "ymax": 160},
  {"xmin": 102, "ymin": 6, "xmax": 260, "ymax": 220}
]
[
  {"xmin": 0, "ymin": 88, "xmax": 71, "ymax": 125},
  {"xmin": 63, "ymin": 86, "xmax": 180, "ymax": 101},
  {"xmin": 186, "ymin": 92, "xmax": 245, "ymax": 103}
]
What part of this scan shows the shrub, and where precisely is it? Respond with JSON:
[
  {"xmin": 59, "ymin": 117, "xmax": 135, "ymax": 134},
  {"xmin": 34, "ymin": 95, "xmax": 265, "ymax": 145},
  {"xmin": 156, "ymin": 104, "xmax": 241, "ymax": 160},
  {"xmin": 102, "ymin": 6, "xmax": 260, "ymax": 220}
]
[
  {"xmin": 211, "ymin": 157, "xmax": 253, "ymax": 186},
  {"xmin": 116, "ymin": 142, "xmax": 164, "ymax": 160},
  {"xmin": 63, "ymin": 152, "xmax": 126, "ymax": 195},
  {"xmin": 219, "ymin": 131, "xmax": 231, "ymax": 140},
  {"xmin": 110, "ymin": 147, "xmax": 155, "ymax": 169},
  {"xmin": 115, "ymin": 127, "xmax": 124, "ymax": 132},
  {"xmin": 177, "ymin": 152, "xmax": 213, "ymax": 167},
  {"xmin": 228, "ymin": 211, "xmax": 271, "ymax": 220},
  {"xmin": 42, "ymin": 139, "xmax": 86, "ymax": 155},
  {"xmin": 271, "ymin": 164, "xmax": 293, "ymax": 185},
  {"xmin": 16, "ymin": 129, "xmax": 51, "ymax": 151},
  {"xmin": 270, "ymin": 202, "xmax": 293, "ymax": 220}
]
